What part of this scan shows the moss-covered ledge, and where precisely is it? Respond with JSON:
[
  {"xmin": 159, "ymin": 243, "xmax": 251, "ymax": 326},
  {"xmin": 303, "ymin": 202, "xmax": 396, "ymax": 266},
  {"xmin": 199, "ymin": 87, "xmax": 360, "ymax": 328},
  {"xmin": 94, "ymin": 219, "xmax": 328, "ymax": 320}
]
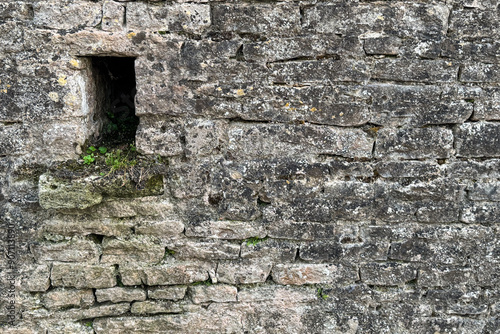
[{"xmin": 39, "ymin": 164, "xmax": 166, "ymax": 210}]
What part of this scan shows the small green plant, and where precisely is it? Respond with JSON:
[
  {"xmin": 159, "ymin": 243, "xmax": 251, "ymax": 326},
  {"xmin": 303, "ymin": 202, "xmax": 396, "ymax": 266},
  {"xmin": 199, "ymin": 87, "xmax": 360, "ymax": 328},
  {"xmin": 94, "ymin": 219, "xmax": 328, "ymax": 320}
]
[
  {"xmin": 129, "ymin": 143, "xmax": 136, "ymax": 152},
  {"xmin": 192, "ymin": 279, "xmax": 212, "ymax": 286},
  {"xmin": 165, "ymin": 248, "xmax": 175, "ymax": 256},
  {"xmin": 99, "ymin": 146, "xmax": 108, "ymax": 154},
  {"xmin": 246, "ymin": 236, "xmax": 268, "ymax": 246},
  {"xmin": 105, "ymin": 149, "xmax": 137, "ymax": 172},
  {"xmin": 84, "ymin": 321, "xmax": 93, "ymax": 328},
  {"xmin": 317, "ymin": 288, "xmax": 329, "ymax": 300},
  {"xmin": 82, "ymin": 154, "xmax": 96, "ymax": 165}
]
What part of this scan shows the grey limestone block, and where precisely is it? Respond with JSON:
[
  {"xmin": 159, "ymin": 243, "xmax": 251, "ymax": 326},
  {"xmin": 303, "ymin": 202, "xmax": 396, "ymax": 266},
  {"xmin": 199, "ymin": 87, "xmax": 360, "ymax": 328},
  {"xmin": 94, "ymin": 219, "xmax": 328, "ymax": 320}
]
[
  {"xmin": 33, "ymin": 0, "xmax": 102, "ymax": 30},
  {"xmin": 455, "ymin": 122, "xmax": 500, "ymax": 158},
  {"xmin": 189, "ymin": 284, "xmax": 237, "ymax": 304},
  {"xmin": 51, "ymin": 264, "xmax": 116, "ymax": 289},
  {"xmin": 211, "ymin": 3, "xmax": 300, "ymax": 36},
  {"xmin": 126, "ymin": 2, "xmax": 210, "ymax": 34},
  {"xmin": 42, "ymin": 289, "xmax": 94, "ymax": 310},
  {"xmin": 375, "ymin": 127, "xmax": 454, "ymax": 159}
]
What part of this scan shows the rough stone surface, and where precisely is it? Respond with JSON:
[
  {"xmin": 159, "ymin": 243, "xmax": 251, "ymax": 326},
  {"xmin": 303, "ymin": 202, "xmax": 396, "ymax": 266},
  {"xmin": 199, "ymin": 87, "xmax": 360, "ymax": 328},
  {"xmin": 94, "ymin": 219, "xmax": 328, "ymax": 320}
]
[
  {"xmin": 95, "ymin": 287, "xmax": 147, "ymax": 304},
  {"xmin": 189, "ymin": 284, "xmax": 237, "ymax": 304},
  {"xmin": 2, "ymin": 0, "xmax": 500, "ymax": 332},
  {"xmin": 42, "ymin": 289, "xmax": 94, "ymax": 310},
  {"xmin": 51, "ymin": 264, "xmax": 116, "ymax": 289}
]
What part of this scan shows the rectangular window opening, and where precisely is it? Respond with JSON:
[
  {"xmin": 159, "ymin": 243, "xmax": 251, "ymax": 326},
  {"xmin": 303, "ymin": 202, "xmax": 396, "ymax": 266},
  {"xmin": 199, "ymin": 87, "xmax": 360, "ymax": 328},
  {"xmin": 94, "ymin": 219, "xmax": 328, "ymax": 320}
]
[{"xmin": 87, "ymin": 56, "xmax": 139, "ymax": 147}]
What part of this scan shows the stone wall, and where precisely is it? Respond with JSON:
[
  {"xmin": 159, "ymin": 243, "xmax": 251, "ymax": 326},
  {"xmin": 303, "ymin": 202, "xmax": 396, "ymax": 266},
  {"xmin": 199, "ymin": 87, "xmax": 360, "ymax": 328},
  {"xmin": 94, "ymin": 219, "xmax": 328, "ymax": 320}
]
[{"xmin": 1, "ymin": 0, "xmax": 499, "ymax": 333}]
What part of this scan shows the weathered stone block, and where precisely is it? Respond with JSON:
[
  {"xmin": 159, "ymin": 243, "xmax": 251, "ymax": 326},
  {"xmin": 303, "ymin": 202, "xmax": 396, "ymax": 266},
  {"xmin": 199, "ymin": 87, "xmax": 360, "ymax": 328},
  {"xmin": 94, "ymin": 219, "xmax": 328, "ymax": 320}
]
[
  {"xmin": 375, "ymin": 127, "xmax": 454, "ymax": 159},
  {"xmin": 94, "ymin": 310, "xmax": 243, "ymax": 334},
  {"xmin": 373, "ymin": 59, "xmax": 459, "ymax": 83},
  {"xmin": 360, "ymin": 263, "xmax": 417, "ymax": 285},
  {"xmin": 455, "ymin": 122, "xmax": 500, "ymax": 158},
  {"xmin": 271, "ymin": 59, "xmax": 370, "ymax": 84},
  {"xmin": 376, "ymin": 161, "xmax": 441, "ymax": 179},
  {"xmin": 148, "ymin": 286, "xmax": 187, "ymax": 301},
  {"xmin": 467, "ymin": 183, "xmax": 500, "ymax": 201},
  {"xmin": 33, "ymin": 0, "xmax": 102, "ymax": 30},
  {"xmin": 238, "ymin": 286, "xmax": 317, "ymax": 303},
  {"xmin": 473, "ymin": 88, "xmax": 500, "ymax": 121},
  {"xmin": 184, "ymin": 120, "xmax": 227, "ymax": 157},
  {"xmin": 32, "ymin": 238, "xmax": 100, "ymax": 263},
  {"xmin": 267, "ymin": 221, "xmax": 336, "ymax": 241},
  {"xmin": 134, "ymin": 219, "xmax": 185, "ymax": 237},
  {"xmin": 446, "ymin": 160, "xmax": 500, "ymax": 180},
  {"xmin": 131, "ymin": 301, "xmax": 183, "ymax": 315},
  {"xmin": 120, "ymin": 260, "xmax": 214, "ymax": 286},
  {"xmin": 243, "ymin": 37, "xmax": 363, "ymax": 63},
  {"xmin": 38, "ymin": 174, "xmax": 102, "ymax": 210},
  {"xmin": 461, "ymin": 203, "xmax": 500, "ymax": 224},
  {"xmin": 51, "ymin": 264, "xmax": 116, "ymax": 289},
  {"xmin": 216, "ymin": 260, "xmax": 272, "ymax": 285},
  {"xmin": 419, "ymin": 265, "xmax": 475, "ymax": 287},
  {"xmin": 170, "ymin": 239, "xmax": 241, "ymax": 260},
  {"xmin": 240, "ymin": 239, "xmax": 297, "ymax": 262},
  {"xmin": 449, "ymin": 9, "xmax": 498, "ymax": 39},
  {"xmin": 388, "ymin": 239, "xmax": 468, "ymax": 265},
  {"xmin": 95, "ymin": 287, "xmax": 146, "ymax": 303},
  {"xmin": 0, "ymin": 2, "xmax": 34, "ymax": 21},
  {"xmin": 136, "ymin": 118, "xmax": 184, "ymax": 157},
  {"xmin": 300, "ymin": 240, "xmax": 388, "ymax": 263},
  {"xmin": 237, "ymin": 85, "xmax": 371, "ymax": 126},
  {"xmin": 102, "ymin": 0, "xmax": 125, "ymax": 32},
  {"xmin": 61, "ymin": 303, "xmax": 130, "ymax": 321},
  {"xmin": 228, "ymin": 123, "xmax": 374, "ymax": 160},
  {"xmin": 363, "ymin": 36, "xmax": 401, "ymax": 55},
  {"xmin": 101, "ymin": 236, "xmax": 165, "ymax": 264},
  {"xmin": 368, "ymin": 84, "xmax": 473, "ymax": 126},
  {"xmin": 189, "ymin": 284, "xmax": 237, "ymax": 304},
  {"xmin": 127, "ymin": 3, "xmax": 210, "ymax": 34},
  {"xmin": 41, "ymin": 215, "xmax": 134, "ymax": 238},
  {"xmin": 185, "ymin": 220, "xmax": 266, "ymax": 240},
  {"xmin": 415, "ymin": 201, "xmax": 461, "ymax": 223},
  {"xmin": 212, "ymin": 4, "xmax": 300, "ymax": 36},
  {"xmin": 272, "ymin": 263, "xmax": 358, "ymax": 285},
  {"xmin": 0, "ymin": 22, "xmax": 24, "ymax": 53},
  {"xmin": 303, "ymin": 3, "xmax": 449, "ymax": 38},
  {"xmin": 42, "ymin": 289, "xmax": 94, "ymax": 310},
  {"xmin": 19, "ymin": 264, "xmax": 51, "ymax": 292},
  {"xmin": 0, "ymin": 124, "xmax": 32, "ymax": 156},
  {"xmin": 441, "ymin": 39, "xmax": 500, "ymax": 64},
  {"xmin": 461, "ymin": 63, "xmax": 500, "ymax": 83}
]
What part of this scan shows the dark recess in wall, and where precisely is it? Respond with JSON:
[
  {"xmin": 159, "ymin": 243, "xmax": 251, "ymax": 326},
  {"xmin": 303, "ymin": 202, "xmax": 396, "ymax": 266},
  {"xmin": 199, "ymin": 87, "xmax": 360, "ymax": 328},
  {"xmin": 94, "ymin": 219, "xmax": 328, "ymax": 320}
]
[{"xmin": 90, "ymin": 56, "xmax": 139, "ymax": 147}]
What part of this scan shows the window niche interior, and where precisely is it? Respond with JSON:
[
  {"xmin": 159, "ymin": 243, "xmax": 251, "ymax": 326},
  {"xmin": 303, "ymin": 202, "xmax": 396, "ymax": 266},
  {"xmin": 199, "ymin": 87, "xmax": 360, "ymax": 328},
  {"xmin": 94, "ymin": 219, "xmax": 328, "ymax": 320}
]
[{"xmin": 88, "ymin": 56, "xmax": 139, "ymax": 147}]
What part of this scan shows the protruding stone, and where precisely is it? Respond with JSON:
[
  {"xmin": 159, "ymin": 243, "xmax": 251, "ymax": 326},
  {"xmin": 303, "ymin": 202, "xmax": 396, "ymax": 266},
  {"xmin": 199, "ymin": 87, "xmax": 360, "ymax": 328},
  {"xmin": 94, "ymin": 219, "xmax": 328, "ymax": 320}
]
[
  {"xmin": 51, "ymin": 264, "xmax": 116, "ymax": 289},
  {"xmin": 32, "ymin": 238, "xmax": 100, "ymax": 263},
  {"xmin": 42, "ymin": 289, "xmax": 94, "ymax": 310},
  {"xmin": 38, "ymin": 174, "xmax": 102, "ymax": 210}
]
